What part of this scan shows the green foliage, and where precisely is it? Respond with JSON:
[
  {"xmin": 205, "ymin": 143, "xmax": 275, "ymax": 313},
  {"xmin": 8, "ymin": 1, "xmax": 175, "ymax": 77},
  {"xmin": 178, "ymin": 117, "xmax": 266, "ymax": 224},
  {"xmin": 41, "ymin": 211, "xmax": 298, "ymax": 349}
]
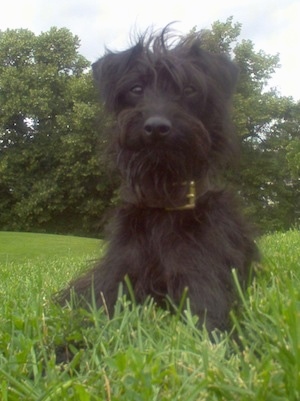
[
  {"xmin": 198, "ymin": 17, "xmax": 242, "ymax": 54},
  {"xmin": 232, "ymin": 93, "xmax": 300, "ymax": 231},
  {"xmin": 0, "ymin": 28, "xmax": 116, "ymax": 236},
  {"xmin": 0, "ymin": 230, "xmax": 299, "ymax": 400}
]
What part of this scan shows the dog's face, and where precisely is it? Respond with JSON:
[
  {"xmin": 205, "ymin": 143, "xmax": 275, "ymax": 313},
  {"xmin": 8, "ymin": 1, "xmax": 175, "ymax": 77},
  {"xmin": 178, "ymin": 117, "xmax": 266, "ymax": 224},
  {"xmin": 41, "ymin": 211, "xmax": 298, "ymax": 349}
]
[{"xmin": 93, "ymin": 32, "xmax": 239, "ymax": 207}]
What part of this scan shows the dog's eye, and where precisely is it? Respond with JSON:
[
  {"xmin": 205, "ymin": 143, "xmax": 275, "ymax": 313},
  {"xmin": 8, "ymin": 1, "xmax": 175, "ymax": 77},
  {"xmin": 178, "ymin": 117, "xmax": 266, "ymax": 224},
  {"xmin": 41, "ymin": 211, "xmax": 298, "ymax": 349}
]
[
  {"xmin": 130, "ymin": 85, "xmax": 144, "ymax": 95},
  {"xmin": 184, "ymin": 86, "xmax": 196, "ymax": 97}
]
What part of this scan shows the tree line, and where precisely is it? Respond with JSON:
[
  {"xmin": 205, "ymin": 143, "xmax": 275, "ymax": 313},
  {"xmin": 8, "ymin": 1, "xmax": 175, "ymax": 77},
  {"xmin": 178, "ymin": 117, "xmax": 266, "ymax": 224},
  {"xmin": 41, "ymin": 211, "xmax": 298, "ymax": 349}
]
[{"xmin": 0, "ymin": 19, "xmax": 299, "ymax": 237}]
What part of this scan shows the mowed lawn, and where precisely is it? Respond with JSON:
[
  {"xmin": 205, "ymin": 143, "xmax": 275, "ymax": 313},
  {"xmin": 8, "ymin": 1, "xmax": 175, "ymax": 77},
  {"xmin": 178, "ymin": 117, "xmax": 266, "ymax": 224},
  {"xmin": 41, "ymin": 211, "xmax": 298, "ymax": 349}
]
[
  {"xmin": 0, "ymin": 231, "xmax": 101, "ymax": 264},
  {"xmin": 0, "ymin": 229, "xmax": 299, "ymax": 401},
  {"xmin": 0, "ymin": 232, "xmax": 103, "ymax": 304}
]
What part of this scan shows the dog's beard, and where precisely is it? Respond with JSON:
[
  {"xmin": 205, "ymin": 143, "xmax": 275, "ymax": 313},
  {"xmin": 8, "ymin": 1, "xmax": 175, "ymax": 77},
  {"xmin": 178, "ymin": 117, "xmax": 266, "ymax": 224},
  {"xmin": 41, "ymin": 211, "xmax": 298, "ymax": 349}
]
[{"xmin": 117, "ymin": 146, "xmax": 208, "ymax": 208}]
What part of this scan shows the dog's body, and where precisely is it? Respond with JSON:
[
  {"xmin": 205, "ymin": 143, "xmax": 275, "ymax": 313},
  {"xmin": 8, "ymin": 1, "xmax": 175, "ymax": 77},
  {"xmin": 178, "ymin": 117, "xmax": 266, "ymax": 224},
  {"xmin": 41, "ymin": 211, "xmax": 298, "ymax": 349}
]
[{"xmin": 62, "ymin": 29, "xmax": 258, "ymax": 331}]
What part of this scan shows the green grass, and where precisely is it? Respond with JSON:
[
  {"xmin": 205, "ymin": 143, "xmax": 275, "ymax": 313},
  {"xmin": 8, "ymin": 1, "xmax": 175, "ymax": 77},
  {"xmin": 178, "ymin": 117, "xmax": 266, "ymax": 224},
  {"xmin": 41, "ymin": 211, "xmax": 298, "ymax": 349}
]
[
  {"xmin": 0, "ymin": 230, "xmax": 299, "ymax": 400},
  {"xmin": 0, "ymin": 232, "xmax": 101, "ymax": 264}
]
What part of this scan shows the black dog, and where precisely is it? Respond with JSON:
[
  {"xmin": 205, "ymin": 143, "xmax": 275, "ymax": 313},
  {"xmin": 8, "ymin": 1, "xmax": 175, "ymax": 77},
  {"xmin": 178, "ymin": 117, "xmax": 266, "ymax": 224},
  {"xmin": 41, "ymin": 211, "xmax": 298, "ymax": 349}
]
[{"xmin": 62, "ymin": 28, "xmax": 258, "ymax": 331}]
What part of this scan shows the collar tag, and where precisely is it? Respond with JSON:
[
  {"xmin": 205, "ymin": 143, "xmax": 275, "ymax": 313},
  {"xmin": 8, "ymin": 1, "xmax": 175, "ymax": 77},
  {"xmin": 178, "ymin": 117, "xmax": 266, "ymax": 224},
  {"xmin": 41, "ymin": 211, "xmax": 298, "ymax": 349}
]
[{"xmin": 166, "ymin": 181, "xmax": 196, "ymax": 211}]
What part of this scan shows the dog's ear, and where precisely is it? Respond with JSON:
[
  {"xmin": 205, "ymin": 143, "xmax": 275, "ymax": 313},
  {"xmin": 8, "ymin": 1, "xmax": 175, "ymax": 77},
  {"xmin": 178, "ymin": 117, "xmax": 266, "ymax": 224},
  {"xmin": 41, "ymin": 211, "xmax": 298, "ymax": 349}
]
[
  {"xmin": 214, "ymin": 54, "xmax": 239, "ymax": 97},
  {"xmin": 92, "ymin": 43, "xmax": 143, "ymax": 112},
  {"xmin": 188, "ymin": 43, "xmax": 239, "ymax": 98},
  {"xmin": 92, "ymin": 52, "xmax": 125, "ymax": 112}
]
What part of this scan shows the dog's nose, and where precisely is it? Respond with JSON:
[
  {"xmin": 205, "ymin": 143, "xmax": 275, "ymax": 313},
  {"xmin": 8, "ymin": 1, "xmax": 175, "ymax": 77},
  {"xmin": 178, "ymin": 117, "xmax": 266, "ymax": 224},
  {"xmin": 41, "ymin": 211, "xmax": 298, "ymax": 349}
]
[{"xmin": 143, "ymin": 116, "xmax": 171, "ymax": 140}]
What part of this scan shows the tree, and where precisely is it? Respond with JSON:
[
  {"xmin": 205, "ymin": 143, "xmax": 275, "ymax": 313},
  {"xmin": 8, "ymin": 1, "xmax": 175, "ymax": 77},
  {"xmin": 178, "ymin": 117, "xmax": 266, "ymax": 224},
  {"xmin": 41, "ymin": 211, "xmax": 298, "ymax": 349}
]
[{"xmin": 0, "ymin": 28, "xmax": 116, "ymax": 236}]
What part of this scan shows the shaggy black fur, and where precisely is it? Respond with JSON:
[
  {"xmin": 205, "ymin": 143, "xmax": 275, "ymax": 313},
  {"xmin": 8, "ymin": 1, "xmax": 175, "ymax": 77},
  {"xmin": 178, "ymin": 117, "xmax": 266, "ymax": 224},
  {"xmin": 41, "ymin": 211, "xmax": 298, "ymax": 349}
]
[{"xmin": 61, "ymin": 28, "xmax": 258, "ymax": 331}]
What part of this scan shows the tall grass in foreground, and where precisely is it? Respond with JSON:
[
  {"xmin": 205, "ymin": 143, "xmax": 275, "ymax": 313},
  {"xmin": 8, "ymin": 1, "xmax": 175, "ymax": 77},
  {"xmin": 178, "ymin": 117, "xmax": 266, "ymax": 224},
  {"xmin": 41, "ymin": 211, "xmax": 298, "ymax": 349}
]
[{"xmin": 0, "ymin": 230, "xmax": 299, "ymax": 400}]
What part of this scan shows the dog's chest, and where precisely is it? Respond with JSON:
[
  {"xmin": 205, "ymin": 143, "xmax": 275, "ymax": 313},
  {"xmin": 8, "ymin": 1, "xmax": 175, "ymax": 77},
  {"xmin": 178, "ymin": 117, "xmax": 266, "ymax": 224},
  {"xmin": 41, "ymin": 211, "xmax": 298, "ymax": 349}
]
[{"xmin": 123, "ymin": 208, "xmax": 207, "ymax": 271}]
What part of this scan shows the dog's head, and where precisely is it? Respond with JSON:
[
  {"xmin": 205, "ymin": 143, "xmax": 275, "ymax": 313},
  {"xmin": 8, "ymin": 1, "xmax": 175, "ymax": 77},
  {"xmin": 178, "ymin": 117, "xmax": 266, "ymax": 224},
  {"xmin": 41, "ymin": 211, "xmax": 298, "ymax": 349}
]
[{"xmin": 93, "ymin": 28, "xmax": 239, "ymax": 208}]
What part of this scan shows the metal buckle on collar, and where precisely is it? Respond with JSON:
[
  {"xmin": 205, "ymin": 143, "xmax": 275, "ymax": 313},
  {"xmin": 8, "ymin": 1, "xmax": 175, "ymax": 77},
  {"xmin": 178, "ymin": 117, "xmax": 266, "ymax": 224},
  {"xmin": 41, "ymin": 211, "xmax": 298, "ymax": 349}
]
[{"xmin": 166, "ymin": 181, "xmax": 196, "ymax": 211}]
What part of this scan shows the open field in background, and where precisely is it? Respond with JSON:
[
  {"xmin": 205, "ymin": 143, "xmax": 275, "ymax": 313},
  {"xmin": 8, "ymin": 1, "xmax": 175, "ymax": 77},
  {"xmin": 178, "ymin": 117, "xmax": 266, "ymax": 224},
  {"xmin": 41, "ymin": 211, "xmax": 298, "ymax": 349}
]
[
  {"xmin": 0, "ymin": 232, "xmax": 102, "ymax": 307},
  {"xmin": 0, "ymin": 230, "xmax": 299, "ymax": 400},
  {"xmin": 0, "ymin": 232, "xmax": 101, "ymax": 264}
]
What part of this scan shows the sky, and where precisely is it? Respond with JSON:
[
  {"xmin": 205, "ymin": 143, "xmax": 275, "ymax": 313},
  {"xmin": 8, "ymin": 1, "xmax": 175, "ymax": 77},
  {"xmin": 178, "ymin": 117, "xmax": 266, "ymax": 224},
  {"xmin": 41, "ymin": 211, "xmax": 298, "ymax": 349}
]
[{"xmin": 0, "ymin": 0, "xmax": 299, "ymax": 100}]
